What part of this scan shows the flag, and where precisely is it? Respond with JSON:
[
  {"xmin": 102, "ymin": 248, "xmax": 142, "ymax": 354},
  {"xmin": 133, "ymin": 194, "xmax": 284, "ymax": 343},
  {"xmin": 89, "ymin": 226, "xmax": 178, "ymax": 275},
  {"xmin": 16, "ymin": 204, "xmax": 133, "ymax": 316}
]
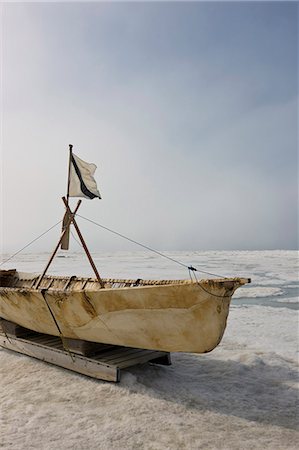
[{"xmin": 69, "ymin": 153, "xmax": 101, "ymax": 199}]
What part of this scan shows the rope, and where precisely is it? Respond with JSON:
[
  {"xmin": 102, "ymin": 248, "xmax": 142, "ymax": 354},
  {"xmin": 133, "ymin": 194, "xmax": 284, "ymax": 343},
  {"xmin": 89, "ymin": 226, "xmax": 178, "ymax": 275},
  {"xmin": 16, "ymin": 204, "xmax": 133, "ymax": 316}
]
[
  {"xmin": 0, "ymin": 219, "xmax": 62, "ymax": 267},
  {"xmin": 77, "ymin": 214, "xmax": 227, "ymax": 279},
  {"xmin": 0, "ymin": 214, "xmax": 235, "ymax": 299},
  {"xmin": 70, "ymin": 230, "xmax": 83, "ymax": 248},
  {"xmin": 40, "ymin": 289, "xmax": 75, "ymax": 362},
  {"xmin": 188, "ymin": 266, "xmax": 198, "ymax": 282},
  {"xmin": 77, "ymin": 214, "xmax": 235, "ymax": 298}
]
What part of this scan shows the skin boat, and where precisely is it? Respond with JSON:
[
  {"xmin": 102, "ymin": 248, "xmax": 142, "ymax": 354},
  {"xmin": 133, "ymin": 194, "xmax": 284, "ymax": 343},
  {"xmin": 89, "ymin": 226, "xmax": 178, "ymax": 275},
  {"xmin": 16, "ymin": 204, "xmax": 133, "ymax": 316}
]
[
  {"xmin": 0, "ymin": 269, "xmax": 250, "ymax": 353},
  {"xmin": 0, "ymin": 147, "xmax": 251, "ymax": 354}
]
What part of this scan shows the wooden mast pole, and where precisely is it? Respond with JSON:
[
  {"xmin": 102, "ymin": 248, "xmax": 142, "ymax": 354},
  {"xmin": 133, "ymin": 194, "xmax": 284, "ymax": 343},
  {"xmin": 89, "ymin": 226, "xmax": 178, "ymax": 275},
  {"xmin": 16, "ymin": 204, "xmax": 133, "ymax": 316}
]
[
  {"xmin": 66, "ymin": 144, "xmax": 73, "ymax": 204},
  {"xmin": 35, "ymin": 147, "xmax": 104, "ymax": 289},
  {"xmin": 61, "ymin": 144, "xmax": 73, "ymax": 250}
]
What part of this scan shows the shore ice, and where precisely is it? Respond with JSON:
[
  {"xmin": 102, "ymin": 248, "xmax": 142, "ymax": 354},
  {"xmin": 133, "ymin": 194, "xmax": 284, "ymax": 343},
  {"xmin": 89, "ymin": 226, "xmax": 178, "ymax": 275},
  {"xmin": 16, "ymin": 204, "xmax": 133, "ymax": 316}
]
[
  {"xmin": 0, "ymin": 304, "xmax": 298, "ymax": 450},
  {"xmin": 0, "ymin": 250, "xmax": 298, "ymax": 449}
]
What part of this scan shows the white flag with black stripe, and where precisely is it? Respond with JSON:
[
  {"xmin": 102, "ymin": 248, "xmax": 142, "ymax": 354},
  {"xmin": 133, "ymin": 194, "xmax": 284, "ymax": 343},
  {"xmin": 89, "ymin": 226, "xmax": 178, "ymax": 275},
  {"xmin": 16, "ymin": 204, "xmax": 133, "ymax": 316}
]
[{"xmin": 69, "ymin": 153, "xmax": 101, "ymax": 199}]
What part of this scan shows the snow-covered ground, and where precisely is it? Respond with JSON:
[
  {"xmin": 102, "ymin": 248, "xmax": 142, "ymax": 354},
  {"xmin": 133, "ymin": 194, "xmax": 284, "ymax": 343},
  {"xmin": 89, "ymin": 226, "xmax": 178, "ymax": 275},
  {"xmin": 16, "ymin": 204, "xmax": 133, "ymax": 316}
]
[{"xmin": 0, "ymin": 250, "xmax": 298, "ymax": 449}]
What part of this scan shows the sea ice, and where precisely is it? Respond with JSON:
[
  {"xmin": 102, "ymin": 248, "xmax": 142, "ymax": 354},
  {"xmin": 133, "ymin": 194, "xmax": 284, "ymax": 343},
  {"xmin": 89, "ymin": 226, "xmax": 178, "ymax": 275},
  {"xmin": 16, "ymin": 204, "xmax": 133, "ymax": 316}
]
[{"xmin": 0, "ymin": 250, "xmax": 298, "ymax": 449}]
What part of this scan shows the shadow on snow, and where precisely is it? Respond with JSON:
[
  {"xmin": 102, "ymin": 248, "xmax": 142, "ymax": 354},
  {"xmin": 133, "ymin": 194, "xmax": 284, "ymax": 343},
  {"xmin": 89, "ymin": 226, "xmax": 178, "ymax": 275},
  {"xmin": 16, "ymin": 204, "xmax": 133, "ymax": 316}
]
[{"xmin": 124, "ymin": 352, "xmax": 299, "ymax": 431}]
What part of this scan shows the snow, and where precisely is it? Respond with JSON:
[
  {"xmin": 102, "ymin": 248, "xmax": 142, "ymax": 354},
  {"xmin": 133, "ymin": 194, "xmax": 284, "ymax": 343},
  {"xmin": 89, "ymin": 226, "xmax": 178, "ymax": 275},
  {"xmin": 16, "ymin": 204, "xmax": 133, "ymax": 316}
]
[
  {"xmin": 234, "ymin": 286, "xmax": 283, "ymax": 298},
  {"xmin": 279, "ymin": 297, "xmax": 299, "ymax": 304},
  {"xmin": 0, "ymin": 250, "xmax": 298, "ymax": 449}
]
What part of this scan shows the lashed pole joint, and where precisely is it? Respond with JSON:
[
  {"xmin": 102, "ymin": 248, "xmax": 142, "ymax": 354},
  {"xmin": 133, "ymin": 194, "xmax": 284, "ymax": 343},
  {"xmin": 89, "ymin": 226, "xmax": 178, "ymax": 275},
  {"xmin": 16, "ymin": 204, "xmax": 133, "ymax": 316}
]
[
  {"xmin": 34, "ymin": 197, "xmax": 104, "ymax": 289},
  {"xmin": 34, "ymin": 199, "xmax": 82, "ymax": 289},
  {"xmin": 62, "ymin": 197, "xmax": 105, "ymax": 288}
]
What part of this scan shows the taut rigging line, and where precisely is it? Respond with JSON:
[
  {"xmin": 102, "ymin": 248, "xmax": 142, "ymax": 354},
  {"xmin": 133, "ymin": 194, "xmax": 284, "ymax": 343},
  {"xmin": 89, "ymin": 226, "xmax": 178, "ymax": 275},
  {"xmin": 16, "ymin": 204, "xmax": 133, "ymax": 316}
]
[{"xmin": 76, "ymin": 214, "xmax": 227, "ymax": 279}]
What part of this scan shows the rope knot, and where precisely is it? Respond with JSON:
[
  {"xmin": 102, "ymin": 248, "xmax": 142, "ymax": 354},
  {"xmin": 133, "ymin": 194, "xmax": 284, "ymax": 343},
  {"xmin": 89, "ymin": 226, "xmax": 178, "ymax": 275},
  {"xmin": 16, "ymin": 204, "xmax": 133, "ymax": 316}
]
[{"xmin": 188, "ymin": 266, "xmax": 197, "ymax": 272}]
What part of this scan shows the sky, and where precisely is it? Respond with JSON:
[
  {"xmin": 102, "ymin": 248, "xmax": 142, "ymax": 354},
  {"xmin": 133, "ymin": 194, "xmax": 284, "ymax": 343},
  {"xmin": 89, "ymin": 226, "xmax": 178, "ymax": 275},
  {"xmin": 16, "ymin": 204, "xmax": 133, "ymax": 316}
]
[{"xmin": 0, "ymin": 1, "xmax": 298, "ymax": 254}]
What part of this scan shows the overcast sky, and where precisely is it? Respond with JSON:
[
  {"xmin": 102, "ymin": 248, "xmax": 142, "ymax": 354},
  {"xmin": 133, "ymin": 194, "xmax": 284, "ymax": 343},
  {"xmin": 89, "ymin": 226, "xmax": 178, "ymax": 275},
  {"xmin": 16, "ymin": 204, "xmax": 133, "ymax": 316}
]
[{"xmin": 1, "ymin": 1, "xmax": 298, "ymax": 255}]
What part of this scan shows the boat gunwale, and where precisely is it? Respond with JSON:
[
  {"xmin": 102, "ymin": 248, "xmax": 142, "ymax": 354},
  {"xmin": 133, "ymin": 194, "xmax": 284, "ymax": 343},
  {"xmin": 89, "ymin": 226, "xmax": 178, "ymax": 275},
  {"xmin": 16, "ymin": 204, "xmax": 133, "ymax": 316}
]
[{"xmin": 0, "ymin": 276, "xmax": 250, "ymax": 294}]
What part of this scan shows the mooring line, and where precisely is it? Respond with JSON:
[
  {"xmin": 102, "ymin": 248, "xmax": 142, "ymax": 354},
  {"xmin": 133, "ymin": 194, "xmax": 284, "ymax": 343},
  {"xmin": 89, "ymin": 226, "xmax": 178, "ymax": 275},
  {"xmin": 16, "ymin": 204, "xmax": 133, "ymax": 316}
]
[
  {"xmin": 1, "ymin": 214, "xmax": 229, "ymax": 281},
  {"xmin": 0, "ymin": 219, "xmax": 62, "ymax": 267},
  {"xmin": 77, "ymin": 214, "xmax": 228, "ymax": 279}
]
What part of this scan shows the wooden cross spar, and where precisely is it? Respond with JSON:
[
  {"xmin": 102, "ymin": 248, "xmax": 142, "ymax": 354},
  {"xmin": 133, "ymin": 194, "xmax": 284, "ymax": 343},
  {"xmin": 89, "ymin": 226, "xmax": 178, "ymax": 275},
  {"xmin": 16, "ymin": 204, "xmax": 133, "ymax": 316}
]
[{"xmin": 34, "ymin": 197, "xmax": 104, "ymax": 289}]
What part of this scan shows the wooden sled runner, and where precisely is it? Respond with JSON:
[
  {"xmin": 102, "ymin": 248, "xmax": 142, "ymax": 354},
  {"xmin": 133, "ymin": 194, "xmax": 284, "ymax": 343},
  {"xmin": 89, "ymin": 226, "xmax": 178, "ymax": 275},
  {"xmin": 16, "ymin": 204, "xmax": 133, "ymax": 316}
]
[{"xmin": 0, "ymin": 319, "xmax": 171, "ymax": 383}]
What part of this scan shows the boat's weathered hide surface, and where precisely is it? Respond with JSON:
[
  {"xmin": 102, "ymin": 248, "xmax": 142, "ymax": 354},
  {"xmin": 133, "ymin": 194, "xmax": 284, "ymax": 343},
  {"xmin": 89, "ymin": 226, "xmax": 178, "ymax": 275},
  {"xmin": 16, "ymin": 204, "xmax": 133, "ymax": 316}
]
[{"xmin": 0, "ymin": 271, "xmax": 249, "ymax": 353}]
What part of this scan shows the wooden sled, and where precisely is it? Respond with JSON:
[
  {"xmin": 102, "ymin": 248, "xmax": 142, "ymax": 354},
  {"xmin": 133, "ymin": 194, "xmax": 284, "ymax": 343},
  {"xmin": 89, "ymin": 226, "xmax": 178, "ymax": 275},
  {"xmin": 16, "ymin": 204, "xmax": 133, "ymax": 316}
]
[{"xmin": 0, "ymin": 319, "xmax": 171, "ymax": 383}]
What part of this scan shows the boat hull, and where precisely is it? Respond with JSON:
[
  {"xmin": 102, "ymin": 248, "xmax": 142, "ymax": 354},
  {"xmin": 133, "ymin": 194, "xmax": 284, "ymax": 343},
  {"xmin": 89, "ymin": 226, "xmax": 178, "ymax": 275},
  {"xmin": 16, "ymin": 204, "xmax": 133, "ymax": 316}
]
[{"xmin": 0, "ymin": 276, "xmax": 249, "ymax": 353}]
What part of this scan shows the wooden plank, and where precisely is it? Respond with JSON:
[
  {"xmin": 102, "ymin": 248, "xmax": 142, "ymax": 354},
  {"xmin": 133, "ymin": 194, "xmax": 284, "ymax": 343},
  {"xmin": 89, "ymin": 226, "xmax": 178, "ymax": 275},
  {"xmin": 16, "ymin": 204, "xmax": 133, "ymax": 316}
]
[
  {"xmin": 0, "ymin": 334, "xmax": 119, "ymax": 382},
  {"xmin": 102, "ymin": 349, "xmax": 155, "ymax": 365},
  {"xmin": 73, "ymin": 344, "xmax": 171, "ymax": 368},
  {"xmin": 149, "ymin": 353, "xmax": 172, "ymax": 366},
  {"xmin": 62, "ymin": 337, "xmax": 100, "ymax": 356},
  {"xmin": 0, "ymin": 324, "xmax": 171, "ymax": 382},
  {"xmin": 28, "ymin": 335, "xmax": 58, "ymax": 345},
  {"xmin": 93, "ymin": 346, "xmax": 141, "ymax": 359},
  {"xmin": 25, "ymin": 335, "xmax": 58, "ymax": 346},
  {"xmin": 40, "ymin": 339, "xmax": 63, "ymax": 350},
  {"xmin": 22, "ymin": 333, "xmax": 84, "ymax": 352},
  {"xmin": 91, "ymin": 347, "xmax": 131, "ymax": 360},
  {"xmin": 92, "ymin": 345, "xmax": 127, "ymax": 355},
  {"xmin": 85, "ymin": 344, "xmax": 117, "ymax": 356},
  {"xmin": 0, "ymin": 319, "xmax": 32, "ymax": 338},
  {"xmin": 111, "ymin": 350, "xmax": 160, "ymax": 366},
  {"xmin": 117, "ymin": 351, "xmax": 169, "ymax": 369},
  {"xmin": 95, "ymin": 348, "xmax": 169, "ymax": 367},
  {"xmin": 94, "ymin": 347, "xmax": 145, "ymax": 363}
]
